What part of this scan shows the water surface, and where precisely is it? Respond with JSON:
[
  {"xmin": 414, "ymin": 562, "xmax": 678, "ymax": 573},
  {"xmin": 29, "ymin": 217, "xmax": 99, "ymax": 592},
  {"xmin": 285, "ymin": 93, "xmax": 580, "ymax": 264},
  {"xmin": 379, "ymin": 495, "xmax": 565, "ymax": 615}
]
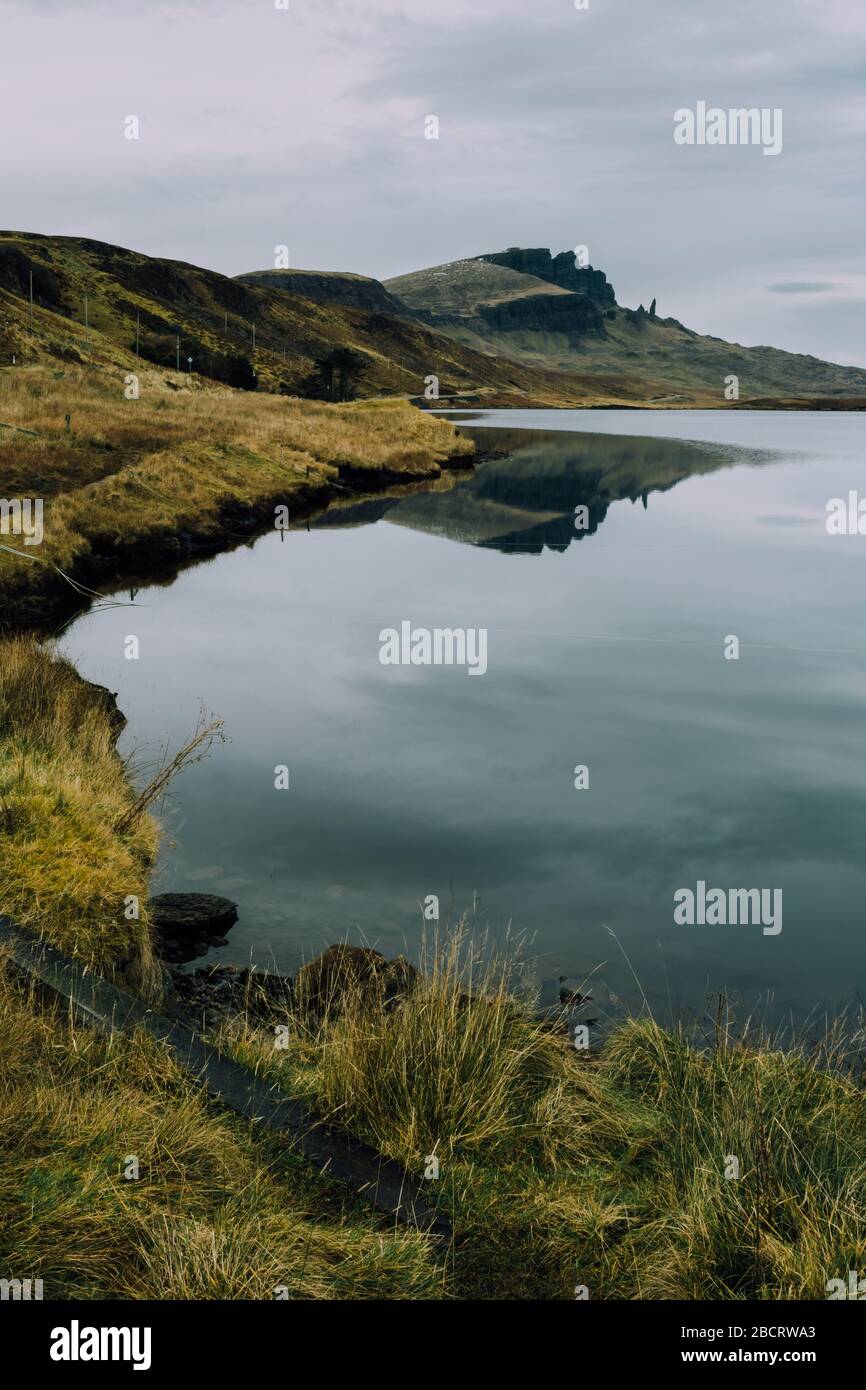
[{"xmin": 60, "ymin": 409, "xmax": 866, "ymax": 1025}]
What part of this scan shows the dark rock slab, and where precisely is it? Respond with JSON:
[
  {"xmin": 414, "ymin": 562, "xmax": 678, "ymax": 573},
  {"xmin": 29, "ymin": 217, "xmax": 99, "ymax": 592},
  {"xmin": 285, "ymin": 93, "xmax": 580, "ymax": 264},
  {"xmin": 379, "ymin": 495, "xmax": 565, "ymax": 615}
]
[{"xmin": 150, "ymin": 892, "xmax": 238, "ymax": 963}]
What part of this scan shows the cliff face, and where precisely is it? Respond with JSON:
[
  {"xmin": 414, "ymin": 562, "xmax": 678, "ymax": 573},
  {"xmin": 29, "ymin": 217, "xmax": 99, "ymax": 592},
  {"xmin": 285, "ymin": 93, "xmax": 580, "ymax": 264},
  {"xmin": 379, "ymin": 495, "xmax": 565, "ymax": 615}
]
[
  {"xmin": 477, "ymin": 290, "xmax": 606, "ymax": 336},
  {"xmin": 235, "ymin": 268, "xmax": 410, "ymax": 317},
  {"xmin": 478, "ymin": 248, "xmax": 616, "ymax": 305},
  {"xmin": 384, "ymin": 247, "xmax": 616, "ymax": 344}
]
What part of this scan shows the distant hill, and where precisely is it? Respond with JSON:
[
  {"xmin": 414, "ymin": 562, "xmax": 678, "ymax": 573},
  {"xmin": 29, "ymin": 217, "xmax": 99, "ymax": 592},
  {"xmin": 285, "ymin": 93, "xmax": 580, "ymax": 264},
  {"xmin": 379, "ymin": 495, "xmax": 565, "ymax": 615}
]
[
  {"xmin": 388, "ymin": 248, "xmax": 615, "ymax": 327},
  {"xmin": 385, "ymin": 248, "xmax": 866, "ymax": 404},
  {"xmin": 4, "ymin": 233, "xmax": 864, "ymax": 408},
  {"xmin": 0, "ymin": 232, "xmax": 650, "ymax": 407}
]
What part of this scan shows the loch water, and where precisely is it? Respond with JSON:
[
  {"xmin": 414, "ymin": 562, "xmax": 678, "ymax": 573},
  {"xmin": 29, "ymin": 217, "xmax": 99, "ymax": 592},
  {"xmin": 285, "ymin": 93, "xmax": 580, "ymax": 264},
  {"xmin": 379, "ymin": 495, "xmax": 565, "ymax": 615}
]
[{"xmin": 60, "ymin": 409, "xmax": 866, "ymax": 1027}]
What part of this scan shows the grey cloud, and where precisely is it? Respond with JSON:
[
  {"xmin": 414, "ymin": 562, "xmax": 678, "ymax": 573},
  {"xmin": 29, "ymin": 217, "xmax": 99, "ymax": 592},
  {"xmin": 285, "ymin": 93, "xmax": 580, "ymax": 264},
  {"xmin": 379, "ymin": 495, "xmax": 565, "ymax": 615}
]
[
  {"xmin": 768, "ymin": 283, "xmax": 838, "ymax": 294},
  {"xmin": 2, "ymin": 0, "xmax": 865, "ymax": 366}
]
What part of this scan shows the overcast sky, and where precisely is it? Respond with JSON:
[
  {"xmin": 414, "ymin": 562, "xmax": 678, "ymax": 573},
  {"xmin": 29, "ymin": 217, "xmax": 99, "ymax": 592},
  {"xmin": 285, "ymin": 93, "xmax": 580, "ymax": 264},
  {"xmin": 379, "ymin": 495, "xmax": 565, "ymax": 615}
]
[{"xmin": 4, "ymin": 0, "xmax": 865, "ymax": 365}]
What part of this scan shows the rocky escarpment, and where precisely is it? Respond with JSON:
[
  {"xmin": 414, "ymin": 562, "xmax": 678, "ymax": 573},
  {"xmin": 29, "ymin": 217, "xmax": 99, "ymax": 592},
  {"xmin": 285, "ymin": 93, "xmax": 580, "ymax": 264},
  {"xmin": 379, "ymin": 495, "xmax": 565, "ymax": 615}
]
[
  {"xmin": 385, "ymin": 247, "xmax": 616, "ymax": 344},
  {"xmin": 235, "ymin": 268, "xmax": 411, "ymax": 317},
  {"xmin": 477, "ymin": 289, "xmax": 607, "ymax": 336},
  {"xmin": 478, "ymin": 247, "xmax": 616, "ymax": 306}
]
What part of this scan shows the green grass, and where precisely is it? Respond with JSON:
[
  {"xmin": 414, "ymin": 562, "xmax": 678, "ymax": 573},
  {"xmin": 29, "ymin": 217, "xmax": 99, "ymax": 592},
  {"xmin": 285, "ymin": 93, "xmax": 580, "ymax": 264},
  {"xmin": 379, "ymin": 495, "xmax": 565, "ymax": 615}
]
[
  {"xmin": 0, "ymin": 965, "xmax": 443, "ymax": 1300},
  {"xmin": 228, "ymin": 930, "xmax": 866, "ymax": 1300}
]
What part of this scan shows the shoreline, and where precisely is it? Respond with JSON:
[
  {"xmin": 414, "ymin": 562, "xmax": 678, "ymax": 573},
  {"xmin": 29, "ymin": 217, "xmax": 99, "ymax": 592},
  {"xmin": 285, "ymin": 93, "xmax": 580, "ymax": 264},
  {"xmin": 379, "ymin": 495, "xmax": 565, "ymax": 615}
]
[
  {"xmin": 4, "ymin": 464, "xmax": 476, "ymax": 636},
  {"xmin": 1, "ymin": 385, "xmax": 864, "ymax": 1301},
  {"xmin": 0, "ymin": 385, "xmax": 475, "ymax": 636}
]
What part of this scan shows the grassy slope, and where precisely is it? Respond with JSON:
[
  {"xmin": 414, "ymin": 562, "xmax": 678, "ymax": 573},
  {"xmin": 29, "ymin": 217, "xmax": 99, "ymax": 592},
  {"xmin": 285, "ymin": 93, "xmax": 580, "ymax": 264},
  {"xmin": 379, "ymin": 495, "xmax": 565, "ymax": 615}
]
[
  {"xmin": 386, "ymin": 256, "xmax": 866, "ymax": 404},
  {"xmin": 2, "ymin": 788, "xmax": 863, "ymax": 1301},
  {"xmin": 0, "ymin": 232, "xmax": 641, "ymax": 407},
  {"xmin": 388, "ymin": 257, "xmax": 576, "ymax": 312},
  {"xmin": 1, "ymin": 336, "xmax": 863, "ymax": 1300},
  {"xmin": 0, "ymin": 362, "xmax": 473, "ymax": 626}
]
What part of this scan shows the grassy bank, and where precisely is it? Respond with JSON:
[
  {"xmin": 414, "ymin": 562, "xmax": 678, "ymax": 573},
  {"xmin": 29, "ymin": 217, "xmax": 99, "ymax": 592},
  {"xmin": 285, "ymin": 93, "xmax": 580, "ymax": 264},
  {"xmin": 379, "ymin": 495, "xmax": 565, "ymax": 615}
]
[
  {"xmin": 1, "ymin": 370, "xmax": 863, "ymax": 1300},
  {"xmin": 0, "ymin": 965, "xmax": 441, "ymax": 1300},
  {"xmin": 2, "ymin": 820, "xmax": 864, "ymax": 1299},
  {"xmin": 230, "ymin": 934, "xmax": 866, "ymax": 1300},
  {"xmin": 0, "ymin": 638, "xmax": 161, "ymax": 994},
  {"xmin": 1, "ymin": 644, "xmax": 863, "ymax": 1299},
  {"xmin": 0, "ymin": 363, "xmax": 473, "ymax": 626}
]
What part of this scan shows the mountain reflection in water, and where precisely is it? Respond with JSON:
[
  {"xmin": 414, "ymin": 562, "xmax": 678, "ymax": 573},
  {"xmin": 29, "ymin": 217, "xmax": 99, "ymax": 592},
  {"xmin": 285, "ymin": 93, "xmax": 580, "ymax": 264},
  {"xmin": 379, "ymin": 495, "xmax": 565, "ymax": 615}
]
[{"xmin": 311, "ymin": 426, "xmax": 776, "ymax": 554}]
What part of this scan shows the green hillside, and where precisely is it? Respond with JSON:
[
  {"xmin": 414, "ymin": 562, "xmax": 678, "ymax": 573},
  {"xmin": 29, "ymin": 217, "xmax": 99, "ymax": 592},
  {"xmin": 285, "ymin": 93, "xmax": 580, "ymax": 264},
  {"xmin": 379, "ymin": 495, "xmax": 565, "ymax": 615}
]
[
  {"xmin": 0, "ymin": 232, "xmax": 643, "ymax": 408},
  {"xmin": 5, "ymin": 232, "xmax": 863, "ymax": 410},
  {"xmin": 385, "ymin": 249, "xmax": 866, "ymax": 405}
]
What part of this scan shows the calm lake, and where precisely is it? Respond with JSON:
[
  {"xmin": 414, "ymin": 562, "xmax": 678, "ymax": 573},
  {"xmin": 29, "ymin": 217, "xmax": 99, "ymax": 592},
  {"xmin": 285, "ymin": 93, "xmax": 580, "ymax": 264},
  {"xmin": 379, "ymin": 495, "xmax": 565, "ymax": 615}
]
[{"xmin": 60, "ymin": 409, "xmax": 866, "ymax": 1028}]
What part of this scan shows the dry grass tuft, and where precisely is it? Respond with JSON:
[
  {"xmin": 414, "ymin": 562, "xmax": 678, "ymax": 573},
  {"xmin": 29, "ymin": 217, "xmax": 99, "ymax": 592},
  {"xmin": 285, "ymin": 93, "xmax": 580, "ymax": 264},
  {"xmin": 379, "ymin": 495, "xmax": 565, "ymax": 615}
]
[
  {"xmin": 0, "ymin": 964, "xmax": 443, "ymax": 1300},
  {"xmin": 231, "ymin": 932, "xmax": 866, "ymax": 1299}
]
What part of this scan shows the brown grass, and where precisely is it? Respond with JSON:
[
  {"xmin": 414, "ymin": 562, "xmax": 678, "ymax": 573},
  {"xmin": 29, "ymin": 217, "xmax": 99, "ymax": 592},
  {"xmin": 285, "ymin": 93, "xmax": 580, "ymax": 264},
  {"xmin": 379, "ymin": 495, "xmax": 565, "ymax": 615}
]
[
  {"xmin": 0, "ymin": 963, "xmax": 443, "ymax": 1300},
  {"xmin": 0, "ymin": 364, "xmax": 473, "ymax": 619},
  {"xmin": 0, "ymin": 636, "xmax": 160, "ymax": 993}
]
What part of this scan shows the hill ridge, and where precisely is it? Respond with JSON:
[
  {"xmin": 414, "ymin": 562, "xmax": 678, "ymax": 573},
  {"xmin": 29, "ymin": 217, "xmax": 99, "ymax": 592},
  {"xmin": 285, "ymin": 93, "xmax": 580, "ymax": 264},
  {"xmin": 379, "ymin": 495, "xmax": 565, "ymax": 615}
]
[{"xmin": 383, "ymin": 245, "xmax": 866, "ymax": 402}]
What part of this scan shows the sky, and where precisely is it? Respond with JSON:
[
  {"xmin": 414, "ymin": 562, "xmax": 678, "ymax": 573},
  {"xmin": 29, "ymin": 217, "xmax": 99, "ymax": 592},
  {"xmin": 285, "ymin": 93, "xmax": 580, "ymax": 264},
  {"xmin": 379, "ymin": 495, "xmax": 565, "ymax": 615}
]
[{"xmin": 3, "ymin": 0, "xmax": 865, "ymax": 366}]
